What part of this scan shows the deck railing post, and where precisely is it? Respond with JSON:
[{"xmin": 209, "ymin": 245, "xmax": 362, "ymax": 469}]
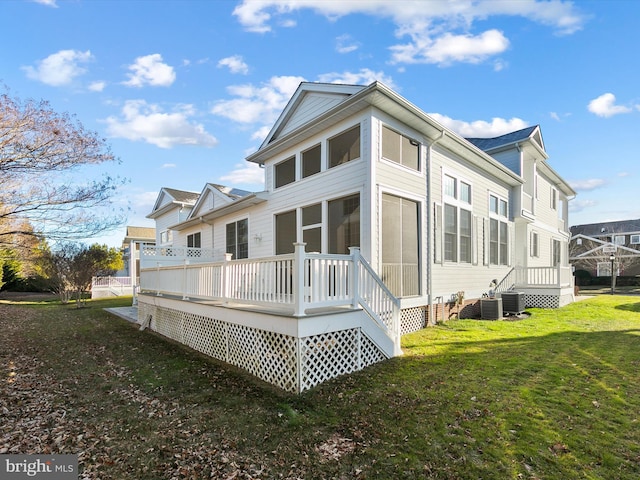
[
  {"xmin": 222, "ymin": 253, "xmax": 232, "ymax": 305},
  {"xmin": 182, "ymin": 259, "xmax": 190, "ymax": 300},
  {"xmin": 293, "ymin": 242, "xmax": 307, "ymax": 317},
  {"xmin": 155, "ymin": 262, "xmax": 161, "ymax": 296},
  {"xmin": 349, "ymin": 247, "xmax": 361, "ymax": 310}
]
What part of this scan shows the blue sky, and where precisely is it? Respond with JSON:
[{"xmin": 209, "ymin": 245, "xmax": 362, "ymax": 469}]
[{"xmin": 2, "ymin": 0, "xmax": 639, "ymax": 247}]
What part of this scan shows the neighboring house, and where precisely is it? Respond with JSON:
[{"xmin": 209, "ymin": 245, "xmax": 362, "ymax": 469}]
[
  {"xmin": 91, "ymin": 225, "xmax": 156, "ymax": 298},
  {"xmin": 138, "ymin": 81, "xmax": 576, "ymax": 393},
  {"xmin": 570, "ymin": 220, "xmax": 640, "ymax": 277}
]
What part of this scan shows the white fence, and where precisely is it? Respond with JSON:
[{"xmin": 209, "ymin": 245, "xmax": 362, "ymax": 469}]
[
  {"xmin": 91, "ymin": 276, "xmax": 136, "ymax": 298},
  {"xmin": 140, "ymin": 243, "xmax": 401, "ymax": 353}
]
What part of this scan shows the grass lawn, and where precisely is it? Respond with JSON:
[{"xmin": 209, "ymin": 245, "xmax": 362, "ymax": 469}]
[{"xmin": 1, "ymin": 294, "xmax": 639, "ymax": 479}]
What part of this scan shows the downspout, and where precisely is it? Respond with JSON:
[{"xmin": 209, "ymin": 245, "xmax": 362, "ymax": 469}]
[{"xmin": 427, "ymin": 131, "xmax": 445, "ymax": 325}]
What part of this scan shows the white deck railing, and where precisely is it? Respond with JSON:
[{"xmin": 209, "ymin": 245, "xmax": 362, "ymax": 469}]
[
  {"xmin": 496, "ymin": 265, "xmax": 573, "ymax": 293},
  {"xmin": 91, "ymin": 276, "xmax": 134, "ymax": 288},
  {"xmin": 139, "ymin": 243, "xmax": 401, "ymax": 353}
]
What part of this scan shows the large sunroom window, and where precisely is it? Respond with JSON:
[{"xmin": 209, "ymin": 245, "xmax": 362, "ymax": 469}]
[
  {"xmin": 382, "ymin": 193, "xmax": 419, "ymax": 297},
  {"xmin": 328, "ymin": 193, "xmax": 360, "ymax": 254},
  {"xmin": 302, "ymin": 144, "xmax": 321, "ymax": 178},
  {"xmin": 275, "ymin": 156, "xmax": 295, "ymax": 188},
  {"xmin": 382, "ymin": 125, "xmax": 420, "ymax": 171},
  {"xmin": 275, "ymin": 210, "xmax": 297, "ymax": 255},
  {"xmin": 329, "ymin": 125, "xmax": 360, "ymax": 168}
]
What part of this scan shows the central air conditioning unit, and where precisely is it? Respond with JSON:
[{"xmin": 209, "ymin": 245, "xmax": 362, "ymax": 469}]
[
  {"xmin": 480, "ymin": 298, "xmax": 502, "ymax": 320},
  {"xmin": 501, "ymin": 291, "xmax": 525, "ymax": 315}
]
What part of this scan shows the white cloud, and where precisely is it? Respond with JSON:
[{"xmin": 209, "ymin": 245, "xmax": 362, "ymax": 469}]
[
  {"xmin": 391, "ymin": 29, "xmax": 510, "ymax": 65},
  {"xmin": 220, "ymin": 162, "xmax": 265, "ymax": 186},
  {"xmin": 569, "ymin": 199, "xmax": 596, "ymax": 213},
  {"xmin": 211, "ymin": 75, "xmax": 305, "ymax": 125},
  {"xmin": 429, "ymin": 113, "xmax": 529, "ymax": 137},
  {"xmin": 162, "ymin": 163, "xmax": 177, "ymax": 168},
  {"xmin": 232, "ymin": 0, "xmax": 586, "ymax": 66},
  {"xmin": 336, "ymin": 34, "xmax": 359, "ymax": 54},
  {"xmin": 123, "ymin": 54, "xmax": 176, "ymax": 87},
  {"xmin": 570, "ymin": 179, "xmax": 606, "ymax": 191},
  {"xmin": 22, "ymin": 49, "xmax": 92, "ymax": 86},
  {"xmin": 88, "ymin": 81, "xmax": 106, "ymax": 92},
  {"xmin": 217, "ymin": 55, "xmax": 249, "ymax": 74},
  {"xmin": 104, "ymin": 100, "xmax": 218, "ymax": 149},
  {"xmin": 587, "ymin": 93, "xmax": 633, "ymax": 118},
  {"xmin": 31, "ymin": 0, "xmax": 58, "ymax": 6}
]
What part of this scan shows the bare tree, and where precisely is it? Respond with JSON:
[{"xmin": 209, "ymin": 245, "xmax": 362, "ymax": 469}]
[{"xmin": 0, "ymin": 89, "xmax": 126, "ymax": 248}]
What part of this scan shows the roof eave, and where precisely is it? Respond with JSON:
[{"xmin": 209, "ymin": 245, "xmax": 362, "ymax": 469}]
[{"xmin": 169, "ymin": 192, "xmax": 269, "ymax": 231}]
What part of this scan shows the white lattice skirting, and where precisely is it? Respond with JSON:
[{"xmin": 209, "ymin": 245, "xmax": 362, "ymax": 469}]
[
  {"xmin": 138, "ymin": 301, "xmax": 387, "ymax": 393},
  {"xmin": 525, "ymin": 293, "xmax": 574, "ymax": 309},
  {"xmin": 400, "ymin": 307, "xmax": 427, "ymax": 335}
]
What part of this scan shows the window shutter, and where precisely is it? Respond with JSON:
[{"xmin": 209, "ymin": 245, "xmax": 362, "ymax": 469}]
[
  {"xmin": 483, "ymin": 218, "xmax": 490, "ymax": 265},
  {"xmin": 434, "ymin": 202, "xmax": 443, "ymax": 264},
  {"xmin": 508, "ymin": 222, "xmax": 514, "ymax": 266},
  {"xmin": 472, "ymin": 215, "xmax": 479, "ymax": 265}
]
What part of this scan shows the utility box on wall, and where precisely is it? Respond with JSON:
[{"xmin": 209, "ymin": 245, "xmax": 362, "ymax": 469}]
[
  {"xmin": 480, "ymin": 298, "xmax": 502, "ymax": 320},
  {"xmin": 501, "ymin": 291, "xmax": 525, "ymax": 315}
]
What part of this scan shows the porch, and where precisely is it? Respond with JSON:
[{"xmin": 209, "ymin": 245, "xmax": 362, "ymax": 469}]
[
  {"xmin": 138, "ymin": 243, "xmax": 402, "ymax": 393},
  {"xmin": 495, "ymin": 265, "xmax": 575, "ymax": 308}
]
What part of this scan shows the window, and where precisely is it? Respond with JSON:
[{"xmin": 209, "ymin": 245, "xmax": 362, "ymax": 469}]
[
  {"xmin": 382, "ymin": 193, "xmax": 420, "ymax": 297},
  {"xmin": 160, "ymin": 230, "xmax": 172, "ymax": 244},
  {"xmin": 382, "ymin": 125, "xmax": 420, "ymax": 171},
  {"xmin": 275, "ymin": 156, "xmax": 296, "ymax": 188},
  {"xmin": 614, "ymin": 235, "xmax": 625, "ymax": 245},
  {"xmin": 329, "ymin": 125, "xmax": 360, "ymax": 168},
  {"xmin": 551, "ymin": 187, "xmax": 558, "ymax": 210},
  {"xmin": 275, "ymin": 210, "xmax": 297, "ymax": 255},
  {"xmin": 552, "ymin": 239, "xmax": 561, "ymax": 266},
  {"xmin": 302, "ymin": 144, "xmax": 321, "ymax": 178},
  {"xmin": 187, "ymin": 232, "xmax": 201, "ymax": 248},
  {"xmin": 531, "ymin": 231, "xmax": 539, "ymax": 257},
  {"xmin": 631, "ymin": 234, "xmax": 640, "ymax": 245},
  {"xmin": 302, "ymin": 203, "xmax": 322, "ymax": 253},
  {"xmin": 443, "ymin": 173, "xmax": 472, "ymax": 263},
  {"xmin": 328, "ymin": 193, "xmax": 360, "ymax": 254},
  {"xmin": 489, "ymin": 193, "xmax": 509, "ymax": 265},
  {"xmin": 226, "ymin": 219, "xmax": 248, "ymax": 259},
  {"xmin": 444, "ymin": 204, "xmax": 458, "ymax": 262}
]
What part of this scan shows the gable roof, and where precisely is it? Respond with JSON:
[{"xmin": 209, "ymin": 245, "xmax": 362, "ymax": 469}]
[
  {"xmin": 465, "ymin": 125, "xmax": 541, "ymax": 152},
  {"xmin": 188, "ymin": 183, "xmax": 254, "ymax": 219},
  {"xmin": 147, "ymin": 187, "xmax": 200, "ymax": 219},
  {"xmin": 247, "ymin": 81, "xmax": 523, "ymax": 186},
  {"xmin": 260, "ymin": 82, "xmax": 366, "ymax": 149}
]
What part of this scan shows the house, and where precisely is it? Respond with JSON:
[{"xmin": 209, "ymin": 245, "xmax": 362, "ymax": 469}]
[
  {"xmin": 138, "ymin": 81, "xmax": 576, "ymax": 393},
  {"xmin": 91, "ymin": 225, "xmax": 155, "ymax": 298},
  {"xmin": 570, "ymin": 219, "xmax": 640, "ymax": 278}
]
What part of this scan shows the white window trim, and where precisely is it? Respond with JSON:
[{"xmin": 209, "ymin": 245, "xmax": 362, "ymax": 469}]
[
  {"xmin": 631, "ymin": 234, "xmax": 640, "ymax": 245},
  {"xmin": 380, "ymin": 123, "xmax": 423, "ymax": 175},
  {"xmin": 488, "ymin": 192, "xmax": 510, "ymax": 266},
  {"xmin": 442, "ymin": 170, "xmax": 474, "ymax": 264}
]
